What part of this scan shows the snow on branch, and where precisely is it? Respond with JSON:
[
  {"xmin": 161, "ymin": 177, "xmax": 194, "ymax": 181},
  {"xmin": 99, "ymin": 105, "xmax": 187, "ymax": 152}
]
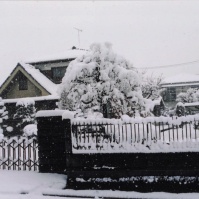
[{"xmin": 58, "ymin": 42, "xmax": 153, "ymax": 119}]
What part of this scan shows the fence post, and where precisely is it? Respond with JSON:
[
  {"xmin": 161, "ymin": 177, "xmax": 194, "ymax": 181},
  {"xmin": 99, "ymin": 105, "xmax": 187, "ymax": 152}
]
[
  {"xmin": 63, "ymin": 118, "xmax": 72, "ymax": 174},
  {"xmin": 63, "ymin": 119, "xmax": 72, "ymax": 154},
  {"xmin": 36, "ymin": 110, "xmax": 67, "ymax": 174},
  {"xmin": 62, "ymin": 111, "xmax": 75, "ymax": 172}
]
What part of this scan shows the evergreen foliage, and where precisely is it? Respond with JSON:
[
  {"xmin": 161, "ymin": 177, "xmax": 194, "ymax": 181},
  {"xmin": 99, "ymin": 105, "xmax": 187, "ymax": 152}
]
[
  {"xmin": 58, "ymin": 43, "xmax": 148, "ymax": 118},
  {"xmin": 14, "ymin": 98, "xmax": 36, "ymax": 130},
  {"xmin": 0, "ymin": 97, "xmax": 8, "ymax": 136}
]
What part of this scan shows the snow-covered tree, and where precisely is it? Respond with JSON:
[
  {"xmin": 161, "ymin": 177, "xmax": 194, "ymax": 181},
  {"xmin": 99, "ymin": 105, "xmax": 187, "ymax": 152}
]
[
  {"xmin": 176, "ymin": 88, "xmax": 199, "ymax": 103},
  {"xmin": 141, "ymin": 73, "xmax": 164, "ymax": 100},
  {"xmin": 0, "ymin": 97, "xmax": 8, "ymax": 137},
  {"xmin": 58, "ymin": 43, "xmax": 147, "ymax": 118},
  {"xmin": 14, "ymin": 98, "xmax": 36, "ymax": 130}
]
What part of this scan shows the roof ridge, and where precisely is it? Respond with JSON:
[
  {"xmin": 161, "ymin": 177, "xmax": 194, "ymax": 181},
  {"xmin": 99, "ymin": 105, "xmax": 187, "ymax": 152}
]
[{"xmin": 25, "ymin": 48, "xmax": 87, "ymax": 64}]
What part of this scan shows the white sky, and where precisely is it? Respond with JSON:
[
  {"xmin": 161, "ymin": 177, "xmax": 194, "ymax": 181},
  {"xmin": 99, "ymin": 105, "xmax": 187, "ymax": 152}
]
[{"xmin": 0, "ymin": 1, "xmax": 199, "ymax": 81}]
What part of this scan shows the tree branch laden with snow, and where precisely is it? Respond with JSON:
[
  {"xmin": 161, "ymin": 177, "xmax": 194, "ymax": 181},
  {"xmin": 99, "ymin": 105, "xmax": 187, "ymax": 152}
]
[
  {"xmin": 58, "ymin": 43, "xmax": 148, "ymax": 118},
  {"xmin": 14, "ymin": 98, "xmax": 36, "ymax": 131},
  {"xmin": 141, "ymin": 73, "xmax": 164, "ymax": 100}
]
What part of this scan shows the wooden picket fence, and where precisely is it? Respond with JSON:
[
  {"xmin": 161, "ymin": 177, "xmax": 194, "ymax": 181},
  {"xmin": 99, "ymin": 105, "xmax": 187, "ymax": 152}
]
[{"xmin": 0, "ymin": 136, "xmax": 38, "ymax": 171}]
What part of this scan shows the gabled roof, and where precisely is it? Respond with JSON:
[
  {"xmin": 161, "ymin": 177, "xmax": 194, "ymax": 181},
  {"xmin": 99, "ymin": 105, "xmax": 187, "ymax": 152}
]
[
  {"xmin": 0, "ymin": 62, "xmax": 58, "ymax": 96},
  {"xmin": 27, "ymin": 48, "xmax": 87, "ymax": 64},
  {"xmin": 161, "ymin": 73, "xmax": 199, "ymax": 87}
]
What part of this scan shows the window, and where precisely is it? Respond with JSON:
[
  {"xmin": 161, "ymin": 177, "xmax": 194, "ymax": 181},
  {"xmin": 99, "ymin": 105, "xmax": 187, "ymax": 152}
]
[
  {"xmin": 191, "ymin": 85, "xmax": 199, "ymax": 89},
  {"xmin": 52, "ymin": 67, "xmax": 66, "ymax": 83},
  {"xmin": 18, "ymin": 72, "xmax": 28, "ymax": 90},
  {"xmin": 164, "ymin": 87, "xmax": 176, "ymax": 102},
  {"xmin": 169, "ymin": 87, "xmax": 176, "ymax": 101}
]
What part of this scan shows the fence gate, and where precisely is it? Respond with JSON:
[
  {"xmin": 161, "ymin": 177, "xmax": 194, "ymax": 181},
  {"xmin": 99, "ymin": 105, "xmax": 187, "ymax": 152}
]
[{"xmin": 0, "ymin": 136, "xmax": 38, "ymax": 171}]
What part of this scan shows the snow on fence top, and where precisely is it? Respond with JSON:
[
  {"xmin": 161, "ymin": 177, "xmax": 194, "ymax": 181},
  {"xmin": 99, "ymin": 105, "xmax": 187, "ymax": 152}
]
[
  {"xmin": 36, "ymin": 110, "xmax": 66, "ymax": 118},
  {"xmin": 36, "ymin": 110, "xmax": 199, "ymax": 125},
  {"xmin": 71, "ymin": 115, "xmax": 199, "ymax": 125}
]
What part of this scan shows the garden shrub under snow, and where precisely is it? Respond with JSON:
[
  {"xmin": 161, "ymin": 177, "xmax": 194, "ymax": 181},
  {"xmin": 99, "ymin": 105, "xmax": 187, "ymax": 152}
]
[
  {"xmin": 14, "ymin": 98, "xmax": 36, "ymax": 130},
  {"xmin": 58, "ymin": 43, "xmax": 152, "ymax": 118},
  {"xmin": 0, "ymin": 97, "xmax": 8, "ymax": 138}
]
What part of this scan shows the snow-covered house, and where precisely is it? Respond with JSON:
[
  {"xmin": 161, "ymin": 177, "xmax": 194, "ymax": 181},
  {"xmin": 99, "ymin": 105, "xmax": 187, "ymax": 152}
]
[
  {"xmin": 161, "ymin": 73, "xmax": 199, "ymax": 107},
  {"xmin": 0, "ymin": 62, "xmax": 59, "ymax": 100},
  {"xmin": 0, "ymin": 47, "xmax": 86, "ymax": 119},
  {"xmin": 28, "ymin": 46, "xmax": 86, "ymax": 84}
]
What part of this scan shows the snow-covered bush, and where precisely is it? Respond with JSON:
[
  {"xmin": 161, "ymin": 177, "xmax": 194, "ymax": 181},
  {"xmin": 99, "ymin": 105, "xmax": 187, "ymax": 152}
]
[
  {"xmin": 0, "ymin": 97, "xmax": 8, "ymax": 137},
  {"xmin": 14, "ymin": 98, "xmax": 36, "ymax": 130},
  {"xmin": 58, "ymin": 43, "xmax": 148, "ymax": 118},
  {"xmin": 175, "ymin": 102, "xmax": 185, "ymax": 117},
  {"xmin": 176, "ymin": 88, "xmax": 199, "ymax": 103},
  {"xmin": 23, "ymin": 124, "xmax": 37, "ymax": 138}
]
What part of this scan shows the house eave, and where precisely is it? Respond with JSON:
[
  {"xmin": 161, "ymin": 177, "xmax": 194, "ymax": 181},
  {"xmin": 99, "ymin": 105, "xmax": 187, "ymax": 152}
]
[
  {"xmin": 3, "ymin": 95, "xmax": 60, "ymax": 104},
  {"xmin": 161, "ymin": 81, "xmax": 199, "ymax": 88},
  {"xmin": 27, "ymin": 58, "xmax": 74, "ymax": 66}
]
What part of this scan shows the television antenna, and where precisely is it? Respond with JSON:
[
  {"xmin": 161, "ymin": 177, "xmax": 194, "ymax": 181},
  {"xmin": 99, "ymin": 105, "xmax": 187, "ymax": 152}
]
[{"xmin": 74, "ymin": 27, "xmax": 83, "ymax": 47}]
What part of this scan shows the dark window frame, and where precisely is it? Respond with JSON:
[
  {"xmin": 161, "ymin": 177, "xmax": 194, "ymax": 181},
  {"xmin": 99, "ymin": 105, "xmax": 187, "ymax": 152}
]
[
  {"xmin": 52, "ymin": 67, "xmax": 67, "ymax": 82},
  {"xmin": 164, "ymin": 87, "xmax": 176, "ymax": 102},
  {"xmin": 18, "ymin": 72, "xmax": 28, "ymax": 90}
]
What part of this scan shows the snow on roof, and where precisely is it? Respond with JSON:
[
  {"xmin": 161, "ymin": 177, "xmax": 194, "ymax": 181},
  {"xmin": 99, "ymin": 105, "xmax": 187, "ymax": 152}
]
[
  {"xmin": 19, "ymin": 62, "xmax": 59, "ymax": 95},
  {"xmin": 36, "ymin": 110, "xmax": 66, "ymax": 118},
  {"xmin": 27, "ymin": 48, "xmax": 87, "ymax": 64},
  {"xmin": 161, "ymin": 82, "xmax": 199, "ymax": 88},
  {"xmin": 161, "ymin": 73, "xmax": 199, "ymax": 85},
  {"xmin": 3, "ymin": 95, "xmax": 60, "ymax": 103}
]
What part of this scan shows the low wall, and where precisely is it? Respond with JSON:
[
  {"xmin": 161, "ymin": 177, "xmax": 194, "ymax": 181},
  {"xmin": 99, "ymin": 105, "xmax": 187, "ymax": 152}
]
[
  {"xmin": 37, "ymin": 111, "xmax": 72, "ymax": 173},
  {"xmin": 36, "ymin": 111, "xmax": 199, "ymax": 192}
]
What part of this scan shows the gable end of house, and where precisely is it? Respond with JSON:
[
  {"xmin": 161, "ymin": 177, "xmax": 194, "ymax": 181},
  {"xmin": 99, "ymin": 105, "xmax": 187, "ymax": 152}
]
[{"xmin": 0, "ymin": 63, "xmax": 52, "ymax": 99}]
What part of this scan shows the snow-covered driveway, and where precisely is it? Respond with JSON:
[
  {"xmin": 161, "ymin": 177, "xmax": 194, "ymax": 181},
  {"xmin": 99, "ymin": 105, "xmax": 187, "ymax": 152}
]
[{"xmin": 1, "ymin": 170, "xmax": 199, "ymax": 199}]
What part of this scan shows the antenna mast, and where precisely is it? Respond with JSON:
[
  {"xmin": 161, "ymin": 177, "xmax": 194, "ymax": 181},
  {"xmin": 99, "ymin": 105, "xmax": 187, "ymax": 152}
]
[{"xmin": 74, "ymin": 27, "xmax": 83, "ymax": 48}]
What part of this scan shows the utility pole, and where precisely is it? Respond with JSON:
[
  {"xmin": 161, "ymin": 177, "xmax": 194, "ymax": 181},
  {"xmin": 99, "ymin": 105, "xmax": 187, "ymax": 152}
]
[{"xmin": 74, "ymin": 27, "xmax": 83, "ymax": 48}]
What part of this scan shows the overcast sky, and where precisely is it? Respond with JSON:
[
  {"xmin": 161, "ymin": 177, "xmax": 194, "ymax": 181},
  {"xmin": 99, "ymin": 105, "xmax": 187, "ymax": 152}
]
[{"xmin": 0, "ymin": 1, "xmax": 199, "ymax": 81}]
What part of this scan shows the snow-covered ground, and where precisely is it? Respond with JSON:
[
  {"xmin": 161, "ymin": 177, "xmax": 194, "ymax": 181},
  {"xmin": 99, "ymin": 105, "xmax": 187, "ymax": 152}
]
[
  {"xmin": 0, "ymin": 170, "xmax": 67, "ymax": 199},
  {"xmin": 1, "ymin": 170, "xmax": 199, "ymax": 199}
]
